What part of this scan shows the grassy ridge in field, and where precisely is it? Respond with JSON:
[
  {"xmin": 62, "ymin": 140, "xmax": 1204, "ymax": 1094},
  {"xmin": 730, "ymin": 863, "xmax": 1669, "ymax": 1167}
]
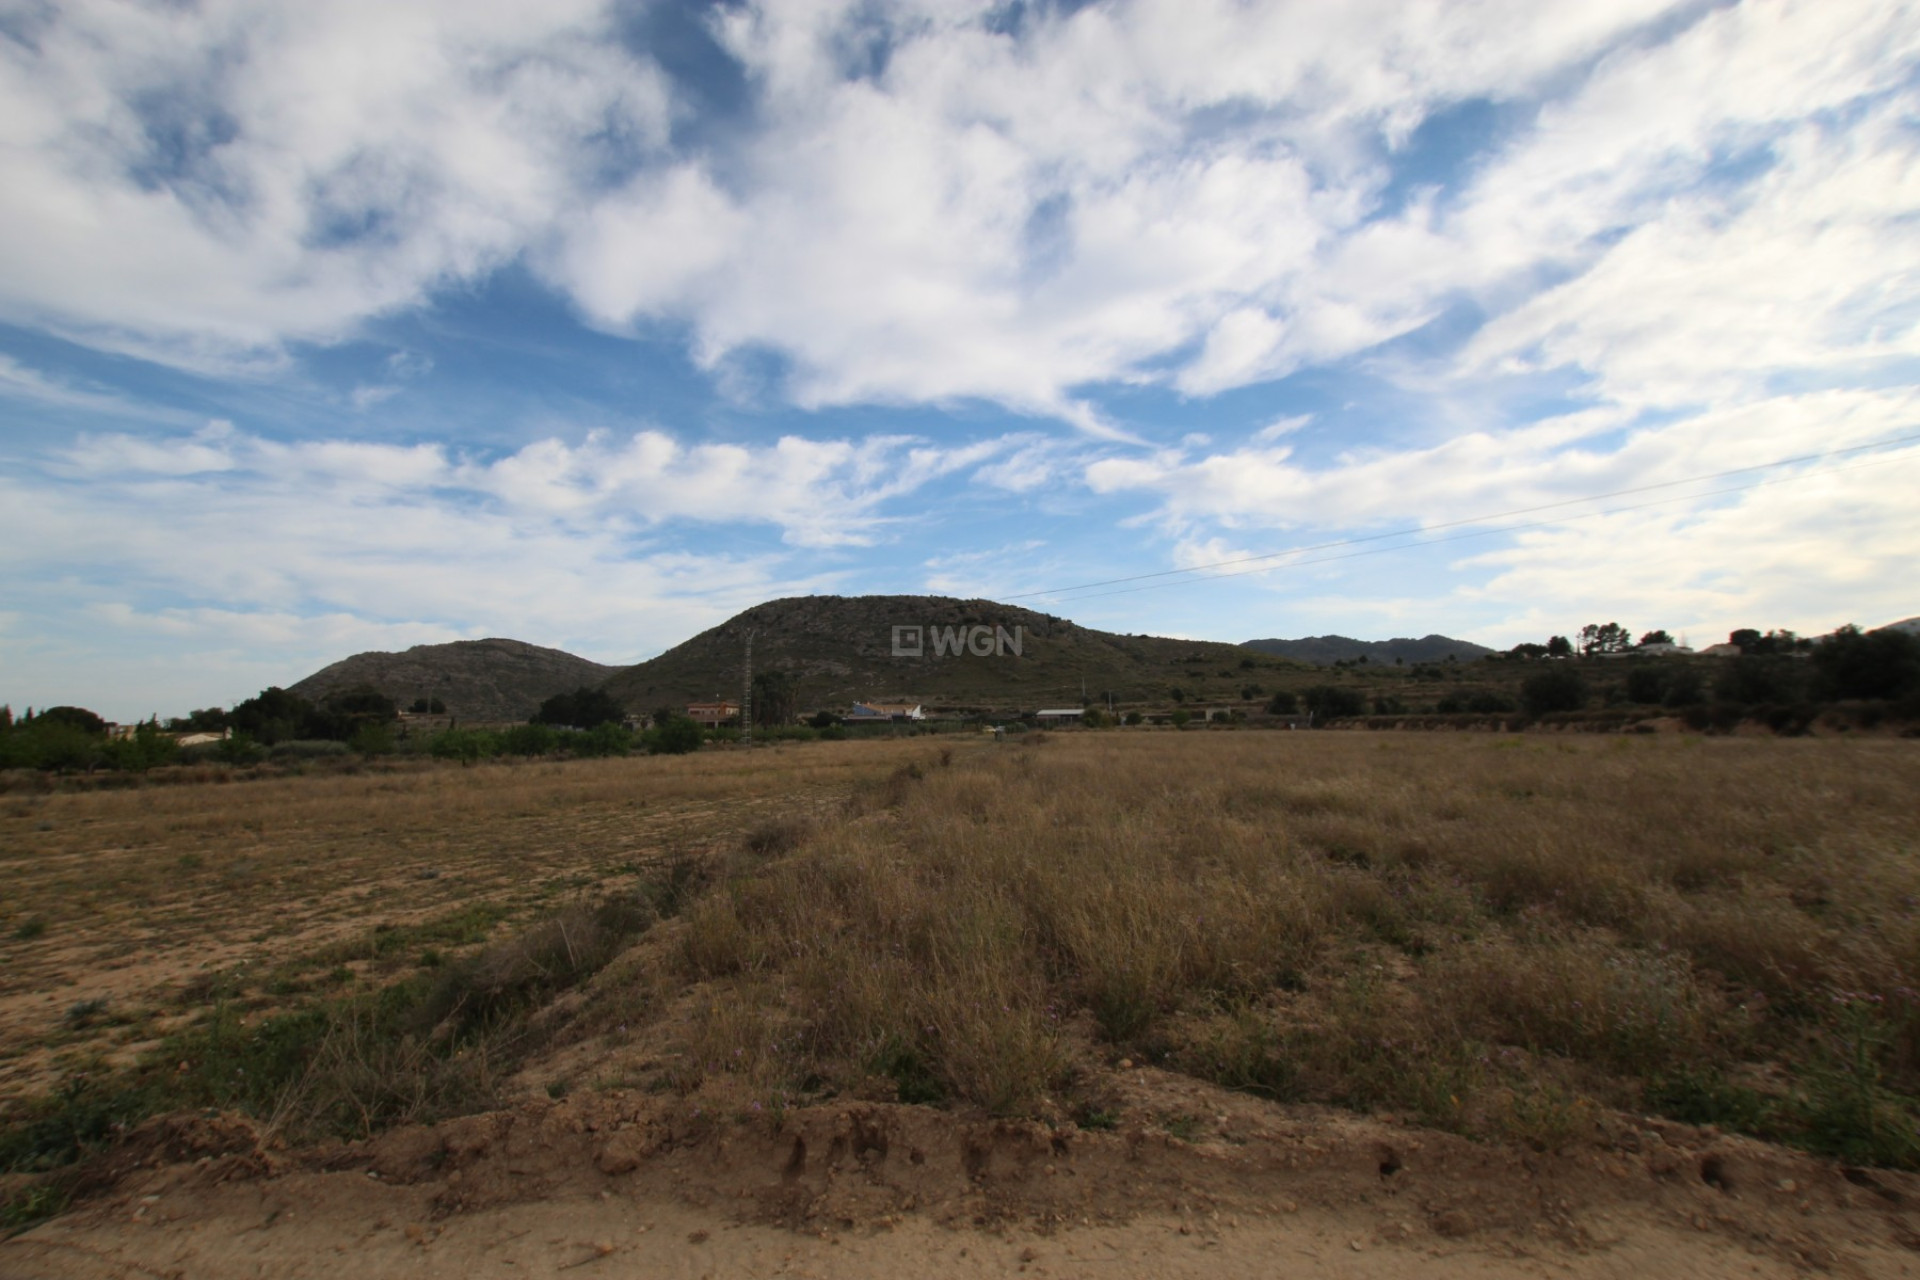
[{"xmin": 640, "ymin": 732, "xmax": 1920, "ymax": 1163}]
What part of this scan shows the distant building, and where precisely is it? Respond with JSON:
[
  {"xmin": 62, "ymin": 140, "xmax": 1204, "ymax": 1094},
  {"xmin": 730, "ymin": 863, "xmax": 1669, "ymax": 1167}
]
[
  {"xmin": 1033, "ymin": 708, "xmax": 1084, "ymax": 723},
  {"xmin": 1698, "ymin": 643, "xmax": 1741, "ymax": 657},
  {"xmin": 1634, "ymin": 642, "xmax": 1693, "ymax": 656},
  {"xmin": 173, "ymin": 728, "xmax": 232, "ymax": 748},
  {"xmin": 847, "ymin": 701, "xmax": 924, "ymax": 722},
  {"xmin": 686, "ymin": 700, "xmax": 739, "ymax": 728}
]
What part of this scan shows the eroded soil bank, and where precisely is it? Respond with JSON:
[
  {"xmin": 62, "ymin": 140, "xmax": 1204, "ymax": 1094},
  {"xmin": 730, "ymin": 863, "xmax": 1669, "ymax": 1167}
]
[{"xmin": 8, "ymin": 1081, "xmax": 1920, "ymax": 1279}]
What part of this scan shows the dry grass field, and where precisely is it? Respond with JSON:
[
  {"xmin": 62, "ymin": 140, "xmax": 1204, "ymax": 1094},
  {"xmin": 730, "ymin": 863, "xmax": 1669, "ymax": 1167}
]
[
  {"xmin": 6, "ymin": 727, "xmax": 1920, "ymax": 1275},
  {"xmin": 0, "ymin": 742, "xmax": 925, "ymax": 1100},
  {"xmin": 642, "ymin": 731, "xmax": 1920, "ymax": 1153}
]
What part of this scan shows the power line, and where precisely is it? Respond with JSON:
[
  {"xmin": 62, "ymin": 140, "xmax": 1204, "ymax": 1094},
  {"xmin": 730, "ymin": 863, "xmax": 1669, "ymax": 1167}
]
[{"xmin": 1005, "ymin": 429, "xmax": 1920, "ymax": 603}]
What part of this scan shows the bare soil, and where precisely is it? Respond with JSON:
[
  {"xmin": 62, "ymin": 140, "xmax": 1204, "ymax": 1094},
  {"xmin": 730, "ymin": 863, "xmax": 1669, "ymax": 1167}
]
[{"xmin": 8, "ymin": 1077, "xmax": 1920, "ymax": 1279}]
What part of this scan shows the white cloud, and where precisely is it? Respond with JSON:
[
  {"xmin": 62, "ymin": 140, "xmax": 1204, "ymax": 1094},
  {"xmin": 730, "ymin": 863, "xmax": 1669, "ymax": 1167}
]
[
  {"xmin": 39, "ymin": 420, "xmax": 1008, "ymax": 553},
  {"xmin": 0, "ymin": 420, "xmax": 1012, "ymax": 708},
  {"xmin": 549, "ymin": 0, "xmax": 1920, "ymax": 421},
  {"xmin": 1460, "ymin": 103, "xmax": 1920, "ymax": 408},
  {"xmin": 1455, "ymin": 446, "xmax": 1920, "ymax": 648},
  {"xmin": 0, "ymin": 353, "xmax": 197, "ymax": 422},
  {"xmin": 1253, "ymin": 414, "xmax": 1313, "ymax": 443},
  {"xmin": 0, "ymin": 437, "xmax": 820, "ymax": 713},
  {"xmin": 1, "ymin": 0, "xmax": 1715, "ymax": 414},
  {"xmin": 88, "ymin": 602, "xmax": 472, "ymax": 651},
  {"xmin": 0, "ymin": 0, "xmax": 670, "ymax": 366},
  {"xmin": 12, "ymin": 0, "xmax": 1915, "ymax": 430},
  {"xmin": 1077, "ymin": 388, "xmax": 1920, "ymax": 641},
  {"xmin": 7, "ymin": 0, "xmax": 1920, "ymax": 680},
  {"xmin": 920, "ymin": 539, "xmax": 1049, "ymax": 598},
  {"xmin": 1088, "ymin": 390, "xmax": 1919, "ymax": 528}
]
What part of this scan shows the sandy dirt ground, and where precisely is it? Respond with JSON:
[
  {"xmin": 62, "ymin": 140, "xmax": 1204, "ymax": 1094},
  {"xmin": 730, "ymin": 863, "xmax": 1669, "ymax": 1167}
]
[
  {"xmin": 0, "ymin": 753, "xmax": 868, "ymax": 1098},
  {"xmin": 8, "ymin": 1079, "xmax": 1920, "ymax": 1279}
]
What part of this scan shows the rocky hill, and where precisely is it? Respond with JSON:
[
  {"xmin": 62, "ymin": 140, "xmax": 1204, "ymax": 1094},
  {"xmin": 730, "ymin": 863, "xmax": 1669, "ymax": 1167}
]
[
  {"xmin": 290, "ymin": 600, "xmax": 1506, "ymax": 724},
  {"xmin": 288, "ymin": 638, "xmax": 619, "ymax": 722},
  {"xmin": 1240, "ymin": 633, "xmax": 1493, "ymax": 666},
  {"xmin": 599, "ymin": 595, "xmax": 1293, "ymax": 715}
]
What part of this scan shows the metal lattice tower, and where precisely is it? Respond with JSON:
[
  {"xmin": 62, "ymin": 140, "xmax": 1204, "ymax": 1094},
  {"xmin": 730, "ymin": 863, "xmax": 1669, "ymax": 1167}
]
[{"xmin": 741, "ymin": 629, "xmax": 754, "ymax": 744}]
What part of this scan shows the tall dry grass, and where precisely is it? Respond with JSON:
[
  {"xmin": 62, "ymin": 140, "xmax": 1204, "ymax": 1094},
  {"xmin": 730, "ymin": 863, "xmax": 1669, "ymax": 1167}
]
[
  {"xmin": 654, "ymin": 732, "xmax": 1920, "ymax": 1161},
  {"xmin": 11, "ymin": 728, "xmax": 1920, "ymax": 1191}
]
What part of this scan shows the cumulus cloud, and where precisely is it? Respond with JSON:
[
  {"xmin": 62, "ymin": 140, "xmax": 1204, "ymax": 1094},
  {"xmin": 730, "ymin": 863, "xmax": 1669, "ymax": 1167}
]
[
  {"xmin": 1074, "ymin": 388, "xmax": 1920, "ymax": 640},
  {"xmin": 0, "ymin": 417, "xmax": 1023, "ymax": 711},
  {"xmin": 0, "ymin": 0, "xmax": 670, "ymax": 365},
  {"xmin": 555, "ymin": 0, "xmax": 1697, "ymax": 419},
  {"xmin": 2, "ymin": 0, "xmax": 1721, "ymax": 412},
  {"xmin": 12, "ymin": 0, "xmax": 1917, "ymax": 427},
  {"xmin": 37, "ymin": 419, "xmax": 1007, "ymax": 553},
  {"xmin": 1088, "ymin": 390, "xmax": 1917, "ymax": 526},
  {"xmin": 6, "ymin": 0, "xmax": 1920, "ymax": 690}
]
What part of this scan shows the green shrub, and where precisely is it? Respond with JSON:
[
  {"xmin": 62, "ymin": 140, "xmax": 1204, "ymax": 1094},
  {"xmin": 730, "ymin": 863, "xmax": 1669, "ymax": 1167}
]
[
  {"xmin": 1303, "ymin": 685, "xmax": 1364, "ymax": 719},
  {"xmin": 647, "ymin": 717, "xmax": 704, "ymax": 755},
  {"xmin": 1715, "ymin": 656, "xmax": 1806, "ymax": 705},
  {"xmin": 269, "ymin": 739, "xmax": 351, "ymax": 762},
  {"xmin": 100, "ymin": 725, "xmax": 180, "ymax": 772},
  {"xmin": 33, "ymin": 707, "xmax": 107, "ymax": 735},
  {"xmin": 1645, "ymin": 1066, "xmax": 1771, "ymax": 1131},
  {"xmin": 499, "ymin": 723, "xmax": 560, "ymax": 756},
  {"xmin": 1176, "ymin": 1005, "xmax": 1299, "ymax": 1100},
  {"xmin": 348, "ymin": 723, "xmax": 395, "ymax": 756},
  {"xmin": 429, "ymin": 729, "xmax": 501, "ymax": 764},
  {"xmin": 9, "ymin": 723, "xmax": 102, "ymax": 772},
  {"xmin": 532, "ymin": 687, "xmax": 627, "ymax": 730},
  {"xmin": 1813, "ymin": 625, "xmax": 1920, "ymax": 701},
  {"xmin": 1625, "ymin": 665, "xmax": 1669, "ymax": 704},
  {"xmin": 216, "ymin": 732, "xmax": 265, "ymax": 764},
  {"xmin": 1662, "ymin": 667, "xmax": 1705, "ymax": 707},
  {"xmin": 571, "ymin": 722, "xmax": 632, "ymax": 757},
  {"xmin": 1520, "ymin": 666, "xmax": 1586, "ymax": 715}
]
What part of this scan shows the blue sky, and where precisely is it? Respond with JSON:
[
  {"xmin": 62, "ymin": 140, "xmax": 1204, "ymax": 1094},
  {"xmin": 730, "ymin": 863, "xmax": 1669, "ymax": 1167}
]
[{"xmin": 4, "ymin": 0, "xmax": 1920, "ymax": 719}]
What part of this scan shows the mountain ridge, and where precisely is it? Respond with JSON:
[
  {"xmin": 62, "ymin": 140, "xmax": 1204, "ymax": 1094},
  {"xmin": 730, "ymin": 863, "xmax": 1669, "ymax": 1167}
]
[
  {"xmin": 287, "ymin": 637, "xmax": 619, "ymax": 722},
  {"xmin": 1240, "ymin": 633, "xmax": 1494, "ymax": 666},
  {"xmin": 598, "ymin": 594, "xmax": 1276, "ymax": 714}
]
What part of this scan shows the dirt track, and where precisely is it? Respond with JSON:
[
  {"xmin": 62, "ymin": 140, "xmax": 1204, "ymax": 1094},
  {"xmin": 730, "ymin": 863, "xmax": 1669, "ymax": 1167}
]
[{"xmin": 9, "ymin": 1078, "xmax": 1920, "ymax": 1279}]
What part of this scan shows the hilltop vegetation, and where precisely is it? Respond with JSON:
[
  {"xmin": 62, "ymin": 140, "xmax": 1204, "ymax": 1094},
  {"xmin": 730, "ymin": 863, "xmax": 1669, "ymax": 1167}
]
[
  {"xmin": 7, "ymin": 602, "xmax": 1919, "ymax": 782},
  {"xmin": 1242, "ymin": 632, "xmax": 1493, "ymax": 665},
  {"xmin": 288, "ymin": 638, "xmax": 619, "ymax": 722},
  {"xmin": 599, "ymin": 594, "xmax": 1276, "ymax": 713}
]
